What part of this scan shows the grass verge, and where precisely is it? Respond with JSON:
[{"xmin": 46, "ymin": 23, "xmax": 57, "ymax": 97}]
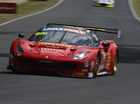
[
  {"xmin": 0, "ymin": 0, "xmax": 58, "ymax": 23},
  {"xmin": 132, "ymin": 0, "xmax": 140, "ymax": 17}
]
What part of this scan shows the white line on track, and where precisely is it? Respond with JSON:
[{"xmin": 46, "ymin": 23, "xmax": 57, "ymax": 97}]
[
  {"xmin": 128, "ymin": 0, "xmax": 140, "ymax": 22},
  {"xmin": 0, "ymin": 0, "xmax": 64, "ymax": 27}
]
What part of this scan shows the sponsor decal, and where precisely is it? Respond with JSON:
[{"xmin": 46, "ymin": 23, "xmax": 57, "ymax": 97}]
[
  {"xmin": 64, "ymin": 28, "xmax": 86, "ymax": 35},
  {"xmin": 41, "ymin": 48, "xmax": 59, "ymax": 52},
  {"xmin": 40, "ymin": 47, "xmax": 65, "ymax": 56},
  {"xmin": 39, "ymin": 42, "xmax": 71, "ymax": 48},
  {"xmin": 35, "ymin": 32, "xmax": 48, "ymax": 36},
  {"xmin": 43, "ymin": 27, "xmax": 64, "ymax": 31}
]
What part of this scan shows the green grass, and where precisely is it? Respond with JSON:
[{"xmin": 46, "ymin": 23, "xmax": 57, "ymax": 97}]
[
  {"xmin": 132, "ymin": 0, "xmax": 140, "ymax": 17},
  {"xmin": 0, "ymin": 0, "xmax": 58, "ymax": 23}
]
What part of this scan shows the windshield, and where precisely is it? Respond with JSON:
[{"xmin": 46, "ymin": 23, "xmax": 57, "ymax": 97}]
[{"xmin": 29, "ymin": 28, "xmax": 99, "ymax": 46}]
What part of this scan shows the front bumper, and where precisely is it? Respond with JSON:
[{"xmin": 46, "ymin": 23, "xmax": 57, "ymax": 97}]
[
  {"xmin": 9, "ymin": 56, "xmax": 90, "ymax": 77},
  {"xmin": 96, "ymin": 3, "xmax": 114, "ymax": 8}
]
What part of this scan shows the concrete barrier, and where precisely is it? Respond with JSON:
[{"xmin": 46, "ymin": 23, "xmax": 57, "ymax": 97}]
[
  {"xmin": 0, "ymin": 0, "xmax": 27, "ymax": 4},
  {"xmin": 0, "ymin": 0, "xmax": 27, "ymax": 13},
  {"xmin": 0, "ymin": 2, "xmax": 16, "ymax": 13}
]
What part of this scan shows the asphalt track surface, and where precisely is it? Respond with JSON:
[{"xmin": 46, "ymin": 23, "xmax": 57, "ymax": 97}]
[{"xmin": 0, "ymin": 0, "xmax": 140, "ymax": 104}]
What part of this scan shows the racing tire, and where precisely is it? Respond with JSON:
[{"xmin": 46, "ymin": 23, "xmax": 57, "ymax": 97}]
[
  {"xmin": 9, "ymin": 64, "xmax": 17, "ymax": 73},
  {"xmin": 87, "ymin": 60, "xmax": 97, "ymax": 79},
  {"xmin": 88, "ymin": 55, "xmax": 101, "ymax": 79},
  {"xmin": 8, "ymin": 58, "xmax": 18, "ymax": 73},
  {"xmin": 110, "ymin": 55, "xmax": 118, "ymax": 75}
]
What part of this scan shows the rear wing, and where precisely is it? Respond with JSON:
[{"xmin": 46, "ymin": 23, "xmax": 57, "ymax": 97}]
[
  {"xmin": 86, "ymin": 27, "xmax": 121, "ymax": 39},
  {"xmin": 47, "ymin": 23, "xmax": 121, "ymax": 39}
]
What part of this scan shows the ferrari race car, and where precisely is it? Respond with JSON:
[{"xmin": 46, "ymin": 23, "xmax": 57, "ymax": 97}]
[
  {"xmin": 8, "ymin": 24, "xmax": 120, "ymax": 78},
  {"xmin": 95, "ymin": 0, "xmax": 115, "ymax": 8}
]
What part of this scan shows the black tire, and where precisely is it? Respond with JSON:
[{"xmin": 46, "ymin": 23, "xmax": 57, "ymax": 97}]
[
  {"xmin": 117, "ymin": 49, "xmax": 119, "ymax": 63},
  {"xmin": 10, "ymin": 64, "xmax": 17, "ymax": 73},
  {"xmin": 92, "ymin": 54, "xmax": 101, "ymax": 78},
  {"xmin": 111, "ymin": 55, "xmax": 118, "ymax": 75},
  {"xmin": 8, "ymin": 60, "xmax": 18, "ymax": 73}
]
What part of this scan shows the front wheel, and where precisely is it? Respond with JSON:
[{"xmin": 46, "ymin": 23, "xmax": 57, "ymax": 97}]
[
  {"xmin": 87, "ymin": 56, "xmax": 100, "ymax": 79},
  {"xmin": 110, "ymin": 56, "xmax": 118, "ymax": 75},
  {"xmin": 8, "ymin": 56, "xmax": 18, "ymax": 73},
  {"xmin": 7, "ymin": 63, "xmax": 17, "ymax": 73},
  {"xmin": 87, "ymin": 61, "xmax": 95, "ymax": 79}
]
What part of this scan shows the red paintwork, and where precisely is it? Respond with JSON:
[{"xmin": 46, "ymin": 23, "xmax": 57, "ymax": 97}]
[{"xmin": 9, "ymin": 37, "xmax": 118, "ymax": 78}]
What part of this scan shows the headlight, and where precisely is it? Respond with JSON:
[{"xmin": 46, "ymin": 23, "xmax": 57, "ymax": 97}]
[
  {"xmin": 73, "ymin": 52, "xmax": 86, "ymax": 60},
  {"xmin": 16, "ymin": 45, "xmax": 24, "ymax": 56}
]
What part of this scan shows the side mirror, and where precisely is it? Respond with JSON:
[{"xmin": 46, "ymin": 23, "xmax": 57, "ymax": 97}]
[{"xmin": 18, "ymin": 33, "xmax": 24, "ymax": 38}]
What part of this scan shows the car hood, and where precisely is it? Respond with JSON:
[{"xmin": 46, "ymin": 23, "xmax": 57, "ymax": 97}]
[{"xmin": 19, "ymin": 40, "xmax": 98, "ymax": 61}]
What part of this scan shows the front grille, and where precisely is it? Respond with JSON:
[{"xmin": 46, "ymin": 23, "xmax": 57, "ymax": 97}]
[
  {"xmin": 39, "ymin": 60, "xmax": 76, "ymax": 70},
  {"xmin": 18, "ymin": 57, "xmax": 76, "ymax": 70}
]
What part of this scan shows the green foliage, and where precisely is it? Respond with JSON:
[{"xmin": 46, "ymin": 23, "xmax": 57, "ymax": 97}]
[{"xmin": 132, "ymin": 0, "xmax": 140, "ymax": 17}]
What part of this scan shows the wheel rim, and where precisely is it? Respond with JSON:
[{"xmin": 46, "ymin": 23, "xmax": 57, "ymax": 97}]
[
  {"xmin": 113, "ymin": 64, "xmax": 117, "ymax": 72},
  {"xmin": 113, "ymin": 57, "xmax": 118, "ymax": 74}
]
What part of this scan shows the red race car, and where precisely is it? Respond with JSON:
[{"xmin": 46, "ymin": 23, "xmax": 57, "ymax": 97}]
[{"xmin": 8, "ymin": 24, "xmax": 120, "ymax": 78}]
